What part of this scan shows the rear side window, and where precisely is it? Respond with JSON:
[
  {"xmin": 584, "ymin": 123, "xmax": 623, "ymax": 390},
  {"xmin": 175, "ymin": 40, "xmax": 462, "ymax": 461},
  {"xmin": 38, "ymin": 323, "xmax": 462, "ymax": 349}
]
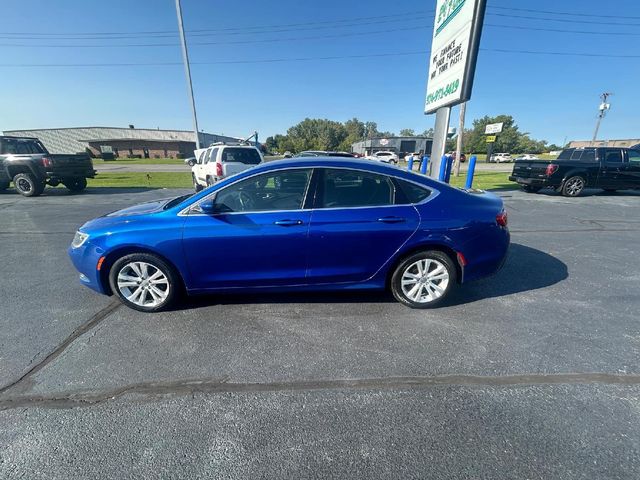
[
  {"xmin": 581, "ymin": 149, "xmax": 596, "ymax": 162},
  {"xmin": 395, "ymin": 179, "xmax": 431, "ymax": 204},
  {"xmin": 222, "ymin": 148, "xmax": 261, "ymax": 165},
  {"xmin": 1, "ymin": 138, "xmax": 46, "ymax": 154},
  {"xmin": 557, "ymin": 149, "xmax": 574, "ymax": 160},
  {"xmin": 319, "ymin": 169, "xmax": 395, "ymax": 208},
  {"xmin": 570, "ymin": 150, "xmax": 583, "ymax": 160},
  {"xmin": 204, "ymin": 148, "xmax": 217, "ymax": 164}
]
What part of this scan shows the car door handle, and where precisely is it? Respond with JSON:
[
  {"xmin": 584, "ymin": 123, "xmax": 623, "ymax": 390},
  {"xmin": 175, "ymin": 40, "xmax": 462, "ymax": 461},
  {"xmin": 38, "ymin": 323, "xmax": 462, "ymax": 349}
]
[
  {"xmin": 274, "ymin": 219, "xmax": 304, "ymax": 226},
  {"xmin": 377, "ymin": 216, "xmax": 406, "ymax": 224}
]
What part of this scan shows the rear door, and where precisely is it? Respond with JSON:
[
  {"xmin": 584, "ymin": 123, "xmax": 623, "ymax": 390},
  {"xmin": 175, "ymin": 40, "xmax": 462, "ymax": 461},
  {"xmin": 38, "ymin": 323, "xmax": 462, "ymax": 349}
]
[
  {"xmin": 306, "ymin": 168, "xmax": 420, "ymax": 284},
  {"xmin": 221, "ymin": 147, "xmax": 262, "ymax": 177},
  {"xmin": 598, "ymin": 148, "xmax": 626, "ymax": 189}
]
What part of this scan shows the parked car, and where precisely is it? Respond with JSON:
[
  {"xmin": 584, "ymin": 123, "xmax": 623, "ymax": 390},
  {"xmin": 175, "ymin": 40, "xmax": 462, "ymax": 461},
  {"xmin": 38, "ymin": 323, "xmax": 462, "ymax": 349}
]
[
  {"xmin": 509, "ymin": 146, "xmax": 640, "ymax": 196},
  {"xmin": 515, "ymin": 154, "xmax": 539, "ymax": 161},
  {"xmin": 0, "ymin": 136, "xmax": 95, "ymax": 197},
  {"xmin": 191, "ymin": 144, "xmax": 263, "ymax": 191},
  {"xmin": 490, "ymin": 153, "xmax": 512, "ymax": 163},
  {"xmin": 448, "ymin": 152, "xmax": 467, "ymax": 163},
  {"xmin": 283, "ymin": 151, "xmax": 293, "ymax": 158},
  {"xmin": 367, "ymin": 151, "xmax": 399, "ymax": 164},
  {"xmin": 68, "ymin": 158, "xmax": 510, "ymax": 312},
  {"xmin": 183, "ymin": 156, "xmax": 196, "ymax": 167}
]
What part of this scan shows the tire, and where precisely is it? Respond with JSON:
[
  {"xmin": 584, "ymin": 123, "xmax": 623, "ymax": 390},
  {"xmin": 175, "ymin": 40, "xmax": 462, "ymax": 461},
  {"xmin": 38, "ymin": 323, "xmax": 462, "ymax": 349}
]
[
  {"xmin": 206, "ymin": 176, "xmax": 214, "ymax": 187},
  {"xmin": 13, "ymin": 173, "xmax": 45, "ymax": 197},
  {"xmin": 562, "ymin": 176, "xmax": 585, "ymax": 197},
  {"xmin": 108, "ymin": 253, "xmax": 180, "ymax": 312},
  {"xmin": 193, "ymin": 174, "xmax": 203, "ymax": 192},
  {"xmin": 0, "ymin": 179, "xmax": 9, "ymax": 191},
  {"xmin": 390, "ymin": 250, "xmax": 457, "ymax": 309},
  {"xmin": 521, "ymin": 185, "xmax": 541, "ymax": 193},
  {"xmin": 63, "ymin": 177, "xmax": 87, "ymax": 192}
]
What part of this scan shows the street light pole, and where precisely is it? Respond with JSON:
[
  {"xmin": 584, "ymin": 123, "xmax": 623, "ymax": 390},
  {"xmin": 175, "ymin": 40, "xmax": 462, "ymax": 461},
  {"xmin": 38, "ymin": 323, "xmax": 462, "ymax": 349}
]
[
  {"xmin": 175, "ymin": 0, "xmax": 201, "ymax": 149},
  {"xmin": 591, "ymin": 92, "xmax": 612, "ymax": 146}
]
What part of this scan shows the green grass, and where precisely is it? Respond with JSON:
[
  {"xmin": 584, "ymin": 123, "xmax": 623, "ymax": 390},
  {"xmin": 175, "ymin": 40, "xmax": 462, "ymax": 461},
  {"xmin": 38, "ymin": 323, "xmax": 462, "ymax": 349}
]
[
  {"xmin": 88, "ymin": 171, "xmax": 515, "ymax": 191},
  {"xmin": 89, "ymin": 172, "xmax": 193, "ymax": 189}
]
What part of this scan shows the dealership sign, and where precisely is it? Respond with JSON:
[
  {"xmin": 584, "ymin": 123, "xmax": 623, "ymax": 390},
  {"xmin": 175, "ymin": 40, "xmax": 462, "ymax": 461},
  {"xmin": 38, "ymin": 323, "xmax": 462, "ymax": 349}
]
[
  {"xmin": 425, "ymin": 0, "xmax": 487, "ymax": 114},
  {"xmin": 484, "ymin": 122, "xmax": 503, "ymax": 134}
]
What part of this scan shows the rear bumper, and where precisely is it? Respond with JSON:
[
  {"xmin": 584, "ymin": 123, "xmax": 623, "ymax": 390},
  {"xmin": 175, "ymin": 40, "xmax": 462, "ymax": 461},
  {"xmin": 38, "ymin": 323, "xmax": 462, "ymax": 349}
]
[
  {"xmin": 508, "ymin": 175, "xmax": 553, "ymax": 187},
  {"xmin": 47, "ymin": 169, "xmax": 96, "ymax": 180}
]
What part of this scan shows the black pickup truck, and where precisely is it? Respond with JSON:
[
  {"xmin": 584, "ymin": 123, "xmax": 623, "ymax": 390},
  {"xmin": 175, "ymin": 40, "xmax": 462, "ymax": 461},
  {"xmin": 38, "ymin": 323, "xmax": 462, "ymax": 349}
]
[
  {"xmin": 509, "ymin": 146, "xmax": 640, "ymax": 197},
  {"xmin": 0, "ymin": 136, "xmax": 96, "ymax": 197}
]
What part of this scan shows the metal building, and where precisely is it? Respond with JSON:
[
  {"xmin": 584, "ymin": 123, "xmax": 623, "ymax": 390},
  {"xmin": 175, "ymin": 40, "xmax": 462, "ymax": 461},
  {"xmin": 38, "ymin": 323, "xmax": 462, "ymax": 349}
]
[
  {"xmin": 2, "ymin": 126, "xmax": 241, "ymax": 159},
  {"xmin": 351, "ymin": 136, "xmax": 433, "ymax": 157}
]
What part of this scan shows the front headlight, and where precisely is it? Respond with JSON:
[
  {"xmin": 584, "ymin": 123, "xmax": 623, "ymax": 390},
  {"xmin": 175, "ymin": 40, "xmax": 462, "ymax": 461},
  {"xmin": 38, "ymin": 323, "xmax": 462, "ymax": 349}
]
[{"xmin": 71, "ymin": 231, "xmax": 89, "ymax": 248}]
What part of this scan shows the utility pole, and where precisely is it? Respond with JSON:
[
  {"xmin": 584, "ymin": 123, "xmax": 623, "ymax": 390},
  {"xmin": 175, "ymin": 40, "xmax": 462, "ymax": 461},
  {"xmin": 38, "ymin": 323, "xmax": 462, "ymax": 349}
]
[
  {"xmin": 454, "ymin": 102, "xmax": 466, "ymax": 177},
  {"xmin": 591, "ymin": 92, "xmax": 612, "ymax": 146},
  {"xmin": 175, "ymin": 0, "xmax": 201, "ymax": 149}
]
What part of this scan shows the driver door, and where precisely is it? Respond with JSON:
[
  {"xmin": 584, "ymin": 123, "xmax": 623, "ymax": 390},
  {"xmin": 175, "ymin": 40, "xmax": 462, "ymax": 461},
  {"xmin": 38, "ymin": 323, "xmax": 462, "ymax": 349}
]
[{"xmin": 182, "ymin": 168, "xmax": 314, "ymax": 290}]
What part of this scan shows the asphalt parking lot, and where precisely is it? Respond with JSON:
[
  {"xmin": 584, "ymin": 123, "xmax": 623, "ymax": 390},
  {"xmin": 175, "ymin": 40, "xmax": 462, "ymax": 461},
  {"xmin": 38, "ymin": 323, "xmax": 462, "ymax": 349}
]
[{"xmin": 1, "ymin": 185, "xmax": 640, "ymax": 478}]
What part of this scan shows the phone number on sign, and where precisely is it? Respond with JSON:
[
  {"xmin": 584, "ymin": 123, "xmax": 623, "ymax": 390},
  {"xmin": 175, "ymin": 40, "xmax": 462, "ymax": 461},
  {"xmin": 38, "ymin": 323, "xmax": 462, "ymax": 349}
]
[{"xmin": 426, "ymin": 79, "xmax": 460, "ymax": 106}]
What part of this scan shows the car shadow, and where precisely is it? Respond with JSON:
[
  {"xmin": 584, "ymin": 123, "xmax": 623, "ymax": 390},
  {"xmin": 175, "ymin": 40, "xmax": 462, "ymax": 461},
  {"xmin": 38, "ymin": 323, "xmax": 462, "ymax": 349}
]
[
  {"xmin": 178, "ymin": 243, "xmax": 567, "ymax": 310},
  {"xmin": 0, "ymin": 187, "xmax": 164, "ymax": 196},
  {"xmin": 447, "ymin": 243, "xmax": 568, "ymax": 306},
  {"xmin": 534, "ymin": 188, "xmax": 640, "ymax": 198}
]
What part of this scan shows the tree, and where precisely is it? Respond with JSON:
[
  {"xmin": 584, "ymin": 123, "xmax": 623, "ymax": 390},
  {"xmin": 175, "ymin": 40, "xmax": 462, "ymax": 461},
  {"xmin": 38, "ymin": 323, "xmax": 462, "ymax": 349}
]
[
  {"xmin": 421, "ymin": 128, "xmax": 434, "ymax": 137},
  {"xmin": 399, "ymin": 128, "xmax": 415, "ymax": 136}
]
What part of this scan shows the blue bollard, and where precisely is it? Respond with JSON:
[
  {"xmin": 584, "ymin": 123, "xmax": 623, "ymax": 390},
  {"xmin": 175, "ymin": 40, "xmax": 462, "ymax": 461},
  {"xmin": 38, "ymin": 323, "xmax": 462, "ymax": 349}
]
[
  {"xmin": 444, "ymin": 155, "xmax": 454, "ymax": 183},
  {"xmin": 465, "ymin": 155, "xmax": 477, "ymax": 189},
  {"xmin": 420, "ymin": 155, "xmax": 429, "ymax": 174},
  {"xmin": 438, "ymin": 155, "xmax": 448, "ymax": 181},
  {"xmin": 407, "ymin": 155, "xmax": 414, "ymax": 171}
]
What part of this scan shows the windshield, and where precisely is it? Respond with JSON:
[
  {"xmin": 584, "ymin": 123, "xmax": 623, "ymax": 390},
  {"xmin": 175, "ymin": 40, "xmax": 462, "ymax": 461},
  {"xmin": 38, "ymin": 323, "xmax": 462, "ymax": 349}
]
[{"xmin": 163, "ymin": 193, "xmax": 195, "ymax": 210}]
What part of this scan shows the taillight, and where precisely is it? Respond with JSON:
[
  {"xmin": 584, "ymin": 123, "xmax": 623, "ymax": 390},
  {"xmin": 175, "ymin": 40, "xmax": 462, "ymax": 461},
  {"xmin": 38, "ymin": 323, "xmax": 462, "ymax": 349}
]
[
  {"xmin": 545, "ymin": 163, "xmax": 558, "ymax": 176},
  {"xmin": 496, "ymin": 211, "xmax": 508, "ymax": 227},
  {"xmin": 41, "ymin": 157, "xmax": 53, "ymax": 168},
  {"xmin": 216, "ymin": 162, "xmax": 223, "ymax": 177}
]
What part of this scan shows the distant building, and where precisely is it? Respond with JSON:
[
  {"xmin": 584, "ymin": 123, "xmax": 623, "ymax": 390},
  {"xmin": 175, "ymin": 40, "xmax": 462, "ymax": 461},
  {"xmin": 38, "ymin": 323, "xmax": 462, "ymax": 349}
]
[
  {"xmin": 569, "ymin": 138, "xmax": 640, "ymax": 149},
  {"xmin": 2, "ymin": 126, "xmax": 241, "ymax": 159},
  {"xmin": 351, "ymin": 136, "xmax": 433, "ymax": 157}
]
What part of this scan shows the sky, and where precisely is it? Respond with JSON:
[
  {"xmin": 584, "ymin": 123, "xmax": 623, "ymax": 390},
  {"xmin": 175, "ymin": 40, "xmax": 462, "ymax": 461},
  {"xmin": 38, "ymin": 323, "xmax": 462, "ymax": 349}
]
[{"xmin": 1, "ymin": 0, "xmax": 639, "ymax": 146}]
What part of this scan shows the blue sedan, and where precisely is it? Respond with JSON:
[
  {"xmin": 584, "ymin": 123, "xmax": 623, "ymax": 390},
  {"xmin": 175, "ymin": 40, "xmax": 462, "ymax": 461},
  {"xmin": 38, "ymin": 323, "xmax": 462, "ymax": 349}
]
[{"xmin": 68, "ymin": 158, "xmax": 510, "ymax": 312}]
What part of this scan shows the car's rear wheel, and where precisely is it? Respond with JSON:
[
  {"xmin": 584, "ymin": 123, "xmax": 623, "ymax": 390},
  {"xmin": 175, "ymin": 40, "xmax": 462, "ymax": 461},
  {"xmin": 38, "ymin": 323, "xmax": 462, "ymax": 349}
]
[
  {"xmin": 64, "ymin": 177, "xmax": 87, "ymax": 192},
  {"xmin": 108, "ymin": 253, "xmax": 179, "ymax": 312},
  {"xmin": 521, "ymin": 185, "xmax": 541, "ymax": 193},
  {"xmin": 13, "ymin": 173, "xmax": 45, "ymax": 197},
  {"xmin": 192, "ymin": 174, "xmax": 203, "ymax": 192},
  {"xmin": 391, "ymin": 251, "xmax": 456, "ymax": 309},
  {"xmin": 562, "ymin": 176, "xmax": 585, "ymax": 197}
]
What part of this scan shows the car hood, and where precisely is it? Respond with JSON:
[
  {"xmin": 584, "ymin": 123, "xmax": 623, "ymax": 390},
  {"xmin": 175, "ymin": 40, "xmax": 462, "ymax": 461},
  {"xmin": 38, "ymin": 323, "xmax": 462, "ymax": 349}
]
[
  {"xmin": 105, "ymin": 198, "xmax": 172, "ymax": 217},
  {"xmin": 79, "ymin": 197, "xmax": 174, "ymax": 233}
]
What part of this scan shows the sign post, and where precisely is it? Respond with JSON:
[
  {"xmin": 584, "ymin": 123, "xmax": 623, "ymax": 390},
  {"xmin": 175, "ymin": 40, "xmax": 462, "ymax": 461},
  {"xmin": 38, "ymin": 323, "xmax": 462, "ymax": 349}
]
[
  {"xmin": 484, "ymin": 122, "xmax": 502, "ymax": 162},
  {"xmin": 425, "ymin": 0, "xmax": 487, "ymax": 178}
]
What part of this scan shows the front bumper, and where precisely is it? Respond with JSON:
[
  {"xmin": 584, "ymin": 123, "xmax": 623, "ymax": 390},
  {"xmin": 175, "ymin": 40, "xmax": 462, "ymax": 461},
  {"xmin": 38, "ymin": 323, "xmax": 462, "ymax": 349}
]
[{"xmin": 67, "ymin": 242, "xmax": 108, "ymax": 294}]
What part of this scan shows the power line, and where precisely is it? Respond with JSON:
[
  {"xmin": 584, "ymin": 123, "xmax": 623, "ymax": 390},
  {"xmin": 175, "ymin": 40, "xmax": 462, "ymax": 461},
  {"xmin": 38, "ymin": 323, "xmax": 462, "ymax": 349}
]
[
  {"xmin": 2, "ymin": 47, "xmax": 640, "ymax": 68},
  {"xmin": 491, "ymin": 5, "xmax": 640, "ymax": 20},
  {"xmin": 483, "ymin": 23, "xmax": 640, "ymax": 37},
  {"xmin": 487, "ymin": 12, "xmax": 640, "ymax": 27}
]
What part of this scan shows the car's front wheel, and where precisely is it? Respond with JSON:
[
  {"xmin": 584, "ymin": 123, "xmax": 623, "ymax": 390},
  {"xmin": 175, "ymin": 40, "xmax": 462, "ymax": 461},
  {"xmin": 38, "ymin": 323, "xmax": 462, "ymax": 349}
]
[
  {"xmin": 391, "ymin": 251, "xmax": 456, "ymax": 308},
  {"xmin": 108, "ymin": 253, "xmax": 179, "ymax": 312},
  {"xmin": 192, "ymin": 174, "xmax": 203, "ymax": 192}
]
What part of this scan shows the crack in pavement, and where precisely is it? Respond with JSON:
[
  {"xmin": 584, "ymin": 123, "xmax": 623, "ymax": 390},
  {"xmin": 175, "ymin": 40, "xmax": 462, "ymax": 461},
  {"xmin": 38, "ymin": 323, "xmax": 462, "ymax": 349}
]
[
  {"xmin": 2, "ymin": 372, "xmax": 640, "ymax": 411},
  {"xmin": 0, "ymin": 300, "xmax": 121, "ymax": 397}
]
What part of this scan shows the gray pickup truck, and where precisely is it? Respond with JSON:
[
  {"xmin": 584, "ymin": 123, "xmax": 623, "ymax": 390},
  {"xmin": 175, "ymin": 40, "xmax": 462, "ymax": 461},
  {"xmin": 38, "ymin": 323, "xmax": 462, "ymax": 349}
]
[{"xmin": 0, "ymin": 136, "xmax": 96, "ymax": 197}]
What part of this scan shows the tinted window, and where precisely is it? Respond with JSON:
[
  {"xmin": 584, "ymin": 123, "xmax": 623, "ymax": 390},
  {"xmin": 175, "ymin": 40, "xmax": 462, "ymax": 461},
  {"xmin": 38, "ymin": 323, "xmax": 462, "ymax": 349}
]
[
  {"xmin": 320, "ymin": 169, "xmax": 395, "ymax": 208},
  {"xmin": 222, "ymin": 148, "xmax": 261, "ymax": 165},
  {"xmin": 628, "ymin": 150, "xmax": 640, "ymax": 165},
  {"xmin": 557, "ymin": 149, "xmax": 574, "ymax": 160},
  {"xmin": 213, "ymin": 169, "xmax": 311, "ymax": 213},
  {"xmin": 604, "ymin": 149, "xmax": 623, "ymax": 164},
  {"xmin": 395, "ymin": 179, "xmax": 431, "ymax": 204},
  {"xmin": 581, "ymin": 149, "xmax": 596, "ymax": 162},
  {"xmin": 570, "ymin": 150, "xmax": 583, "ymax": 160},
  {"xmin": 1, "ymin": 138, "xmax": 47, "ymax": 154}
]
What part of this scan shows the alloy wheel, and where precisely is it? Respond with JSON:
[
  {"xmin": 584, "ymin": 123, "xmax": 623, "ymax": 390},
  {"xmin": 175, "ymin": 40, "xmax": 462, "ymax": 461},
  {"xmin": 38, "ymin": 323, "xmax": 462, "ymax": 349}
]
[
  {"xmin": 116, "ymin": 261, "xmax": 170, "ymax": 308},
  {"xmin": 400, "ymin": 258, "xmax": 450, "ymax": 304},
  {"xmin": 565, "ymin": 177, "xmax": 585, "ymax": 196}
]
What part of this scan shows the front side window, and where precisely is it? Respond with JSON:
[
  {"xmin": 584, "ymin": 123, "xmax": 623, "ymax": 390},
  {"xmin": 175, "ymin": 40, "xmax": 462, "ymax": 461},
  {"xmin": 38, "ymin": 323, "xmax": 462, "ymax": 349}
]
[
  {"xmin": 213, "ymin": 169, "xmax": 312, "ymax": 213},
  {"xmin": 319, "ymin": 169, "xmax": 395, "ymax": 208},
  {"xmin": 628, "ymin": 149, "xmax": 640, "ymax": 165},
  {"xmin": 221, "ymin": 148, "xmax": 261, "ymax": 165}
]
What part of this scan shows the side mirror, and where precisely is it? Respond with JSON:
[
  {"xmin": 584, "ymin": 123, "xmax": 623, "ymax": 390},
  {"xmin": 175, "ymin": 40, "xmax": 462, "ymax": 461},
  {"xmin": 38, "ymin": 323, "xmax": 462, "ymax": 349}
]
[{"xmin": 198, "ymin": 198, "xmax": 217, "ymax": 214}]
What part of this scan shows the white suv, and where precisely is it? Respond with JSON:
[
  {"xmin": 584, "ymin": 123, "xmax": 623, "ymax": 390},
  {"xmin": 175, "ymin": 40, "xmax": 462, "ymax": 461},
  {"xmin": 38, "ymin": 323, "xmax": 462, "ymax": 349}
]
[
  {"xmin": 191, "ymin": 144, "xmax": 263, "ymax": 191},
  {"xmin": 367, "ymin": 150, "xmax": 399, "ymax": 164},
  {"xmin": 490, "ymin": 153, "xmax": 512, "ymax": 163}
]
